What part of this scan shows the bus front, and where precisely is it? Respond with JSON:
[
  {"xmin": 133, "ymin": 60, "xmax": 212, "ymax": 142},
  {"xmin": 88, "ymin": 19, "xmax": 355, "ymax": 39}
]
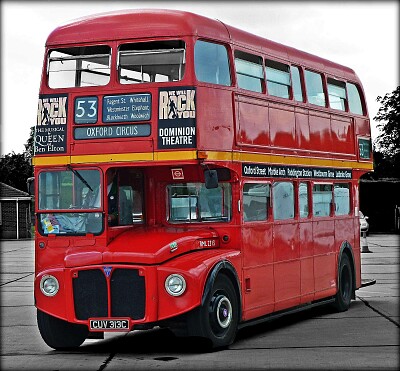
[{"xmin": 32, "ymin": 11, "xmax": 241, "ymax": 350}]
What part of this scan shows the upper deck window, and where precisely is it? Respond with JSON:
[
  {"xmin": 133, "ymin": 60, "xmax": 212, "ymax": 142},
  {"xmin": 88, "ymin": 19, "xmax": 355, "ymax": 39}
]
[
  {"xmin": 265, "ymin": 60, "xmax": 291, "ymax": 99},
  {"xmin": 328, "ymin": 78, "xmax": 347, "ymax": 111},
  {"xmin": 234, "ymin": 51, "xmax": 264, "ymax": 93},
  {"xmin": 194, "ymin": 40, "xmax": 231, "ymax": 86},
  {"xmin": 347, "ymin": 82, "xmax": 364, "ymax": 115},
  {"xmin": 290, "ymin": 66, "xmax": 303, "ymax": 102},
  {"xmin": 48, "ymin": 45, "xmax": 111, "ymax": 88},
  {"xmin": 305, "ymin": 70, "xmax": 326, "ymax": 107},
  {"xmin": 118, "ymin": 40, "xmax": 185, "ymax": 84}
]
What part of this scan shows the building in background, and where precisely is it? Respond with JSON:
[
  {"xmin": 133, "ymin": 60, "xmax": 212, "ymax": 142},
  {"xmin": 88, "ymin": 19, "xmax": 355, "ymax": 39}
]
[{"xmin": 0, "ymin": 182, "xmax": 32, "ymax": 239}]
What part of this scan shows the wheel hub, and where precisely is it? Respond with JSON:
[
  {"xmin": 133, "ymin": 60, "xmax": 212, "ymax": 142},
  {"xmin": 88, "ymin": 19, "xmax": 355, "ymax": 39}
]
[{"xmin": 215, "ymin": 295, "xmax": 232, "ymax": 329}]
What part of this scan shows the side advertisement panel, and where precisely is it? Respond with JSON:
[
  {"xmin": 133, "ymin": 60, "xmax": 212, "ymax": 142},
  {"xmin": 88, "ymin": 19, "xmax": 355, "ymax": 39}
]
[
  {"xmin": 35, "ymin": 94, "xmax": 68, "ymax": 154},
  {"xmin": 158, "ymin": 87, "xmax": 196, "ymax": 149}
]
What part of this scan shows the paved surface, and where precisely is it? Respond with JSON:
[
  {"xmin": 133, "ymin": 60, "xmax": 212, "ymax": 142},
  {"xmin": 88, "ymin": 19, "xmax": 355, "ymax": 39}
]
[{"xmin": 0, "ymin": 234, "xmax": 399, "ymax": 370}]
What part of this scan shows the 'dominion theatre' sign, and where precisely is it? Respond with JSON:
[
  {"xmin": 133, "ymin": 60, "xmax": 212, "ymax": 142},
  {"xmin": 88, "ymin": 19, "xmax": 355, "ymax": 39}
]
[{"xmin": 158, "ymin": 87, "xmax": 196, "ymax": 149}]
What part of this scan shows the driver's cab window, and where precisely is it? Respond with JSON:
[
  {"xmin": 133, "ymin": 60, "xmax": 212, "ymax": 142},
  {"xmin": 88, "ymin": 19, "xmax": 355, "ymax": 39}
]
[{"xmin": 107, "ymin": 168, "xmax": 144, "ymax": 226}]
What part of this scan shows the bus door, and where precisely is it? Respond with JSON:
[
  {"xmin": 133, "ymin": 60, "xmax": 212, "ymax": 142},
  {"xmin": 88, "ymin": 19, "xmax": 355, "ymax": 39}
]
[
  {"xmin": 312, "ymin": 183, "xmax": 336, "ymax": 299},
  {"xmin": 241, "ymin": 182, "xmax": 274, "ymax": 319},
  {"xmin": 272, "ymin": 181, "xmax": 301, "ymax": 311}
]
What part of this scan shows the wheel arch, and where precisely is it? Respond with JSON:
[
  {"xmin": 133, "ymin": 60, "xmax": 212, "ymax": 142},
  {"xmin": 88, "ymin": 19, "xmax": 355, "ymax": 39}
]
[
  {"xmin": 338, "ymin": 241, "xmax": 356, "ymax": 299},
  {"xmin": 202, "ymin": 260, "xmax": 242, "ymax": 321}
]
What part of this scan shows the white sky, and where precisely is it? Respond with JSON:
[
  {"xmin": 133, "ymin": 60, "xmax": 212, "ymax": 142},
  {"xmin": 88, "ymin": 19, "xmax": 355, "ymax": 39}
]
[{"xmin": 1, "ymin": 1, "xmax": 398, "ymax": 155}]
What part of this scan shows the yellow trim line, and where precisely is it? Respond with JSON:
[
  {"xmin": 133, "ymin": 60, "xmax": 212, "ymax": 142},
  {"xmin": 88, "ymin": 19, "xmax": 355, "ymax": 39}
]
[{"xmin": 32, "ymin": 150, "xmax": 374, "ymax": 170}]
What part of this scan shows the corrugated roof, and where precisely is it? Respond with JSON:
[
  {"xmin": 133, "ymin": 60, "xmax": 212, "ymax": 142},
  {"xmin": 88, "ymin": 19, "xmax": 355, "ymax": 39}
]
[{"xmin": 0, "ymin": 182, "xmax": 30, "ymax": 198}]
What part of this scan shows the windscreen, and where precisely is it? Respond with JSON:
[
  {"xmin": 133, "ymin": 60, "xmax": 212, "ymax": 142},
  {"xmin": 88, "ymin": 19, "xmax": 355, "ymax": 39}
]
[{"xmin": 38, "ymin": 169, "xmax": 103, "ymax": 235}]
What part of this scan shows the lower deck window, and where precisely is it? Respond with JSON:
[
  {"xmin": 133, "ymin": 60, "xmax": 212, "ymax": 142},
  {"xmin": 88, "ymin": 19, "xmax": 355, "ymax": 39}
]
[
  {"xmin": 273, "ymin": 182, "xmax": 294, "ymax": 220},
  {"xmin": 168, "ymin": 183, "xmax": 231, "ymax": 223},
  {"xmin": 334, "ymin": 183, "xmax": 351, "ymax": 215},
  {"xmin": 313, "ymin": 184, "xmax": 333, "ymax": 217},
  {"xmin": 243, "ymin": 183, "xmax": 270, "ymax": 222}
]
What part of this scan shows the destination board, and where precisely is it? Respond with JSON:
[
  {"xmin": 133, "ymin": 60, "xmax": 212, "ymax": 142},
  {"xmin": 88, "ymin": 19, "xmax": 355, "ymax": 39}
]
[
  {"xmin": 103, "ymin": 94, "xmax": 151, "ymax": 123},
  {"xmin": 242, "ymin": 163, "xmax": 353, "ymax": 180},
  {"xmin": 74, "ymin": 124, "xmax": 151, "ymax": 140}
]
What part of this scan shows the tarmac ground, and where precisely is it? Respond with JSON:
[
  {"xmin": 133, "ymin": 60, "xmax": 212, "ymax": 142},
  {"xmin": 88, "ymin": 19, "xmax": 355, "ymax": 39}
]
[{"xmin": 1, "ymin": 234, "xmax": 399, "ymax": 370}]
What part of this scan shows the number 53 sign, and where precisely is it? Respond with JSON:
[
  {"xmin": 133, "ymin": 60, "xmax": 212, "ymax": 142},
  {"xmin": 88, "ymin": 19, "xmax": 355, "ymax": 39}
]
[{"xmin": 74, "ymin": 97, "xmax": 98, "ymax": 124}]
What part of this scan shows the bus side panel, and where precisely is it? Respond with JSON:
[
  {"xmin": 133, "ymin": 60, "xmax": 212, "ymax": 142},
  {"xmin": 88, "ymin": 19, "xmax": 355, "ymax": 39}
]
[
  {"xmin": 330, "ymin": 115, "xmax": 355, "ymax": 155},
  {"xmin": 235, "ymin": 94, "xmax": 269, "ymax": 148},
  {"xmin": 335, "ymin": 216, "xmax": 355, "ymax": 256},
  {"xmin": 241, "ymin": 223, "xmax": 274, "ymax": 320},
  {"xmin": 353, "ymin": 216, "xmax": 362, "ymax": 289},
  {"xmin": 299, "ymin": 219, "xmax": 315, "ymax": 303},
  {"xmin": 273, "ymin": 221, "xmax": 301, "ymax": 311},
  {"xmin": 269, "ymin": 102, "xmax": 296, "ymax": 149},
  {"xmin": 353, "ymin": 182, "xmax": 362, "ymax": 289},
  {"xmin": 295, "ymin": 107, "xmax": 312, "ymax": 151},
  {"xmin": 309, "ymin": 111, "xmax": 332, "ymax": 153},
  {"xmin": 196, "ymin": 86, "xmax": 235, "ymax": 151},
  {"xmin": 313, "ymin": 218, "xmax": 336, "ymax": 299}
]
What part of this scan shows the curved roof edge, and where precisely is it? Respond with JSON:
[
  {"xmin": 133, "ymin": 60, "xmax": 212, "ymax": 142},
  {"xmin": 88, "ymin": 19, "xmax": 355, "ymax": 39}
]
[
  {"xmin": 46, "ymin": 9, "xmax": 359, "ymax": 81},
  {"xmin": 46, "ymin": 9, "xmax": 230, "ymax": 46}
]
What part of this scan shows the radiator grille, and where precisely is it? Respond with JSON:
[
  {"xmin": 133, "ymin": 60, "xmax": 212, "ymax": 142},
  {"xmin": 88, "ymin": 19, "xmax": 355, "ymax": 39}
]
[
  {"xmin": 73, "ymin": 269, "xmax": 108, "ymax": 320},
  {"xmin": 73, "ymin": 268, "xmax": 145, "ymax": 320},
  {"xmin": 111, "ymin": 269, "xmax": 146, "ymax": 319}
]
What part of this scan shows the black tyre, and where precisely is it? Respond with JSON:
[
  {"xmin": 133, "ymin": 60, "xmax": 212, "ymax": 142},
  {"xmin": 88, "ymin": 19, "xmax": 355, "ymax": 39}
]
[
  {"xmin": 333, "ymin": 254, "xmax": 353, "ymax": 312},
  {"xmin": 187, "ymin": 274, "xmax": 239, "ymax": 348},
  {"xmin": 37, "ymin": 309, "xmax": 88, "ymax": 349}
]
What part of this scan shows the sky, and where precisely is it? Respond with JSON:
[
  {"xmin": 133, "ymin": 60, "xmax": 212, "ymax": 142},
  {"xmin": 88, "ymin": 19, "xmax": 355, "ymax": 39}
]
[{"xmin": 1, "ymin": 1, "xmax": 399, "ymax": 155}]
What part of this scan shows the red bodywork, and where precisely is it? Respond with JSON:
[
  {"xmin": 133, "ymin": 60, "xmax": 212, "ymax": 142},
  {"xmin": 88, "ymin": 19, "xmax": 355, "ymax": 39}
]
[{"xmin": 33, "ymin": 10, "xmax": 372, "ymax": 330}]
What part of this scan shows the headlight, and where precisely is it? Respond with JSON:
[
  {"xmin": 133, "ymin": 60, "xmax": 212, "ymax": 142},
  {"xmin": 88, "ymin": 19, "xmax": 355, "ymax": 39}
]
[
  {"xmin": 165, "ymin": 274, "xmax": 186, "ymax": 296},
  {"xmin": 40, "ymin": 275, "xmax": 59, "ymax": 297}
]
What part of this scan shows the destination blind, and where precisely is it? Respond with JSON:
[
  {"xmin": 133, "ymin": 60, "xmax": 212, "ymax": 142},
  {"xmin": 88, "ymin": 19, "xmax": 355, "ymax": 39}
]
[{"xmin": 242, "ymin": 163, "xmax": 353, "ymax": 179}]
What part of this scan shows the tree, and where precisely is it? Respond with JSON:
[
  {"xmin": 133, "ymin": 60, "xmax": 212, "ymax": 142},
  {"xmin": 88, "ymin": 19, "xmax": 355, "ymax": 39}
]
[
  {"xmin": 0, "ymin": 127, "xmax": 34, "ymax": 192},
  {"xmin": 24, "ymin": 126, "xmax": 35, "ymax": 160},
  {"xmin": 373, "ymin": 86, "xmax": 400, "ymax": 178}
]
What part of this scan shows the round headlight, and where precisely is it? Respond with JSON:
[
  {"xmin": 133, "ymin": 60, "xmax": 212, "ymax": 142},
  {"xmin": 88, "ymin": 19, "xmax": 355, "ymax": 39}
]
[
  {"xmin": 40, "ymin": 275, "xmax": 59, "ymax": 297},
  {"xmin": 165, "ymin": 274, "xmax": 186, "ymax": 296}
]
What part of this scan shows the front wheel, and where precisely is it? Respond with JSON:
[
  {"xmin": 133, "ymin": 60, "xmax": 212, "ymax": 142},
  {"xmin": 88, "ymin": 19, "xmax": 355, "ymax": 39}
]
[
  {"xmin": 333, "ymin": 254, "xmax": 353, "ymax": 312},
  {"xmin": 37, "ymin": 309, "xmax": 88, "ymax": 349},
  {"xmin": 187, "ymin": 274, "xmax": 239, "ymax": 349}
]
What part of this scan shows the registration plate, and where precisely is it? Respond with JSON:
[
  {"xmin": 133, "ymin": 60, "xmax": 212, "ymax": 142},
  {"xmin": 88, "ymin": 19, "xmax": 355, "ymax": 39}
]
[{"xmin": 89, "ymin": 318, "xmax": 130, "ymax": 331}]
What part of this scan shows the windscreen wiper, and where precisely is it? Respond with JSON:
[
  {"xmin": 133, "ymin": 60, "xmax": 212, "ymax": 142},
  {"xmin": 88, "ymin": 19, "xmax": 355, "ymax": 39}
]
[{"xmin": 66, "ymin": 164, "xmax": 93, "ymax": 192}]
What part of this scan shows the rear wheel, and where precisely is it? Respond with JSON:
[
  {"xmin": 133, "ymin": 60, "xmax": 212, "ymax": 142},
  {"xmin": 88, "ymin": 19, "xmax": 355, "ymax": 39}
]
[
  {"xmin": 187, "ymin": 274, "xmax": 238, "ymax": 348},
  {"xmin": 37, "ymin": 309, "xmax": 88, "ymax": 349},
  {"xmin": 333, "ymin": 254, "xmax": 353, "ymax": 312}
]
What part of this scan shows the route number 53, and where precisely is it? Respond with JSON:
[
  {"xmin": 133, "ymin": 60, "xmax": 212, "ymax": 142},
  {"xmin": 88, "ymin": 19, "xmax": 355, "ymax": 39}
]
[{"xmin": 74, "ymin": 97, "xmax": 98, "ymax": 124}]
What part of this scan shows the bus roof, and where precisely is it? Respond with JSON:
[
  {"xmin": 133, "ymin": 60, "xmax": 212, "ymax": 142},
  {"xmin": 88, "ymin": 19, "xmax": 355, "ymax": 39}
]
[{"xmin": 46, "ymin": 9, "xmax": 358, "ymax": 81}]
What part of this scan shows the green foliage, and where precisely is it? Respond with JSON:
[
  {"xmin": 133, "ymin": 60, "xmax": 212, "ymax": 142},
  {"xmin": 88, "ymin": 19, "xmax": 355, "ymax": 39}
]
[
  {"xmin": 373, "ymin": 86, "xmax": 400, "ymax": 178},
  {"xmin": 0, "ymin": 152, "xmax": 33, "ymax": 192}
]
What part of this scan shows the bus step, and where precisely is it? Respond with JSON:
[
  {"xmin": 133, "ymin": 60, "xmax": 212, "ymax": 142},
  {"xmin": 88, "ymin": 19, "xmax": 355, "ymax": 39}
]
[{"xmin": 361, "ymin": 278, "xmax": 376, "ymax": 288}]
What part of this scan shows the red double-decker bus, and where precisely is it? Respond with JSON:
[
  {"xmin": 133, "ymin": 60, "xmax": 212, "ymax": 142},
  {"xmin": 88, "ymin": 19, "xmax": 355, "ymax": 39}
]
[{"xmin": 32, "ymin": 9, "xmax": 374, "ymax": 349}]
